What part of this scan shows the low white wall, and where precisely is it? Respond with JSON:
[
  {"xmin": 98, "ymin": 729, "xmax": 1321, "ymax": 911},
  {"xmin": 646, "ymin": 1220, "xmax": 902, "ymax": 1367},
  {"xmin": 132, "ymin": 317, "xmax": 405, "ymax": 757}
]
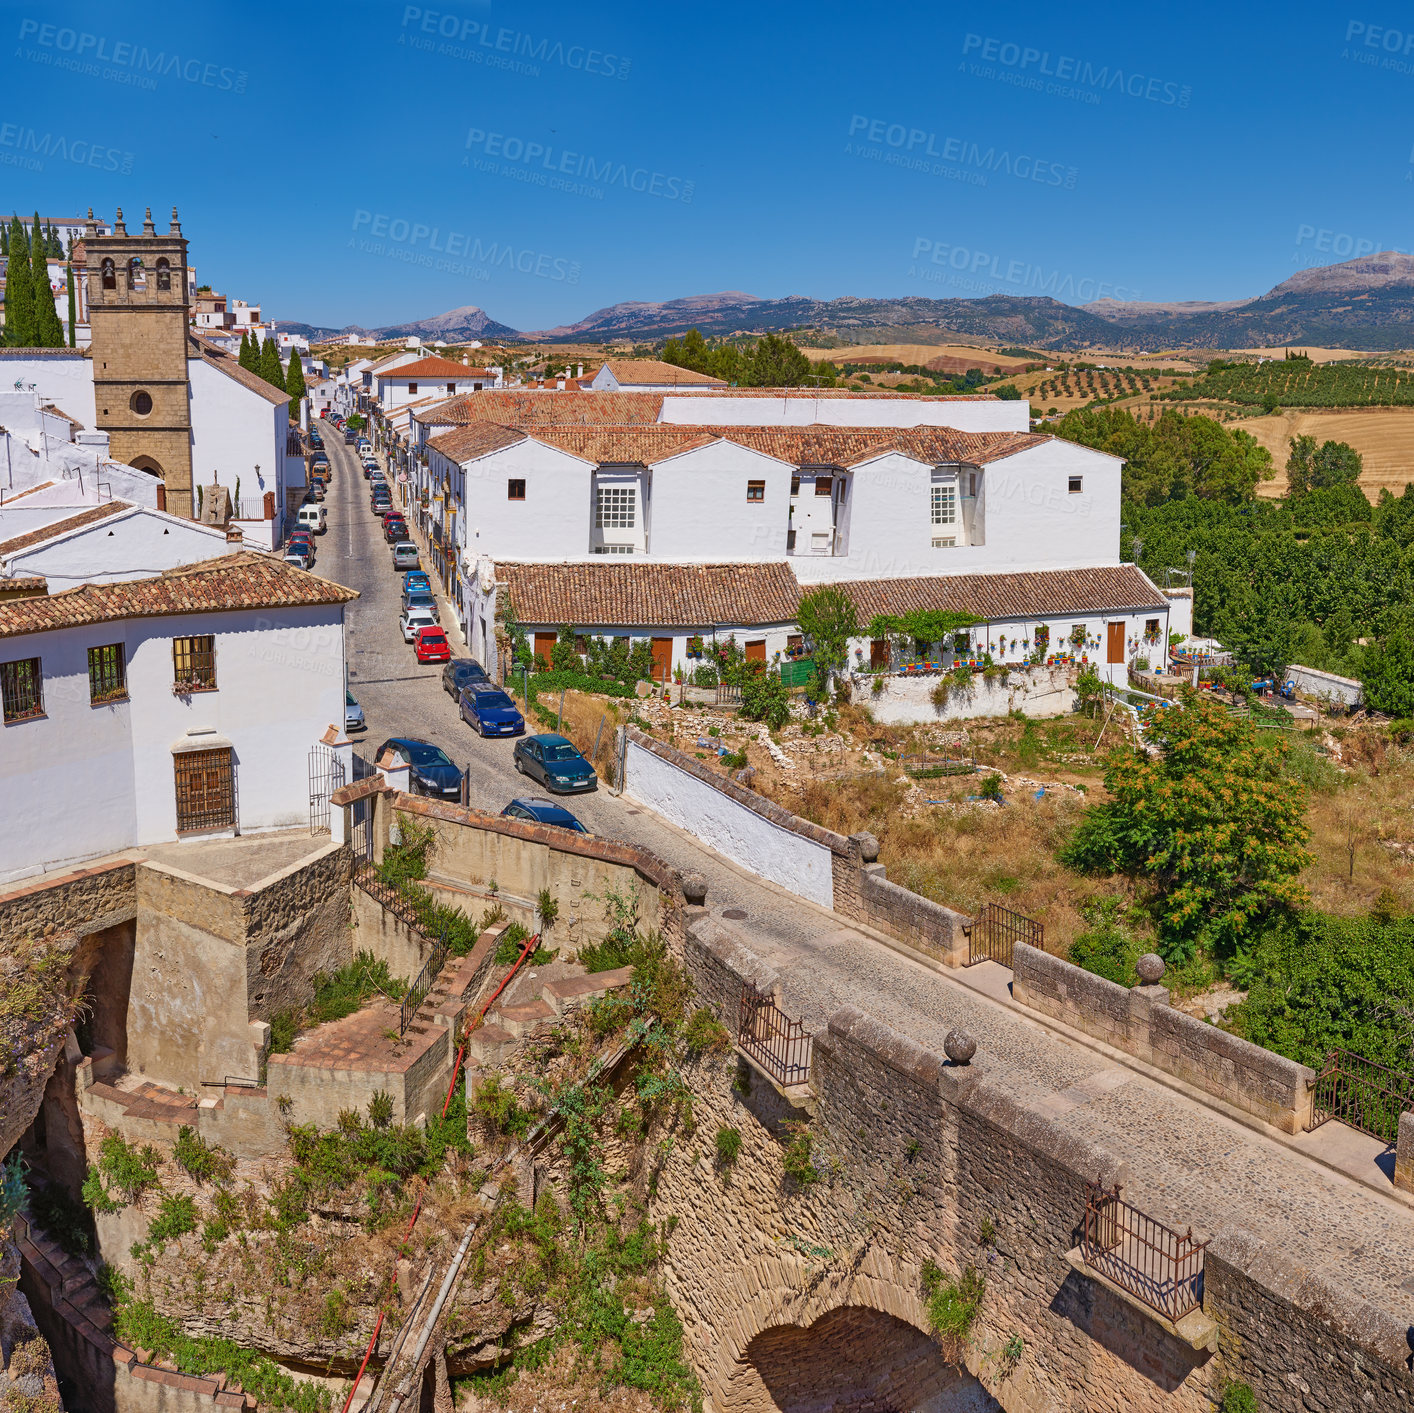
[
  {"xmin": 622, "ymin": 736, "xmax": 834, "ymax": 907},
  {"xmin": 1287, "ymin": 663, "xmax": 1363, "ymax": 707},
  {"xmin": 855, "ymin": 666, "xmax": 1076, "ymax": 725}
]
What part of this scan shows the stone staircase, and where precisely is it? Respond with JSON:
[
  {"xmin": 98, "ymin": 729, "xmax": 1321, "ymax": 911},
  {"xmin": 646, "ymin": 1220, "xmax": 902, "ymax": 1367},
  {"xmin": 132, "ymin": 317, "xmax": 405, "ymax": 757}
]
[{"xmin": 465, "ymin": 961, "xmax": 635, "ymax": 1069}]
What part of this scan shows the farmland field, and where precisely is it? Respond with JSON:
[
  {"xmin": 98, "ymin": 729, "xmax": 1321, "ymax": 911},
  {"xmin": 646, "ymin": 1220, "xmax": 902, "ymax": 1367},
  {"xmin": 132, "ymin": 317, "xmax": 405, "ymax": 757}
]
[
  {"xmin": 816, "ymin": 343, "xmax": 1037, "ymax": 372},
  {"xmin": 1239, "ymin": 408, "xmax": 1414, "ymax": 497}
]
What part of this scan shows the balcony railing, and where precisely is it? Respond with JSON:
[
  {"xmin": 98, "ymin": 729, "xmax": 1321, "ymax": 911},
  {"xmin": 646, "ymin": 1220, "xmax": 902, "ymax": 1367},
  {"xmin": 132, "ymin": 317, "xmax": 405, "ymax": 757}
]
[
  {"xmin": 1080, "ymin": 1182, "xmax": 1206, "ymax": 1321},
  {"xmin": 738, "ymin": 982, "xmax": 812, "ymax": 1087}
]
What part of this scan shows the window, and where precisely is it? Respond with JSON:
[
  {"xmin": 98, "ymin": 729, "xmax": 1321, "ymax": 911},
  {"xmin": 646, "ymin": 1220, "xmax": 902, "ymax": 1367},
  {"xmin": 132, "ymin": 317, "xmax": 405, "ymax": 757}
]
[
  {"xmin": 1146, "ymin": 618, "xmax": 1161, "ymax": 638},
  {"xmin": 507, "ymin": 479, "xmax": 526, "ymax": 500},
  {"xmin": 931, "ymin": 483, "xmax": 957, "ymax": 526},
  {"xmin": 100, "ymin": 257, "xmax": 116, "ymax": 290},
  {"xmin": 967, "ymin": 472, "xmax": 977, "ymax": 497},
  {"xmin": 0, "ymin": 657, "xmax": 43, "ymax": 723},
  {"xmin": 747, "ymin": 480, "xmax": 765, "ymax": 502},
  {"xmin": 931, "ymin": 536, "xmax": 956, "ymax": 549},
  {"xmin": 407, "ymin": 382, "xmax": 418, "ymax": 394},
  {"xmin": 130, "ymin": 390, "xmax": 152, "ymax": 416},
  {"xmin": 814, "ymin": 478, "xmax": 833, "ymax": 496},
  {"xmin": 155, "ymin": 258, "xmax": 171, "ymax": 292},
  {"xmin": 592, "ymin": 544, "xmax": 634, "ymax": 554},
  {"xmin": 1034, "ymin": 625, "xmax": 1050, "ymax": 654},
  {"xmin": 596, "ymin": 485, "xmax": 636, "ymax": 529},
  {"xmin": 790, "ymin": 477, "xmax": 800, "ymax": 496},
  {"xmin": 1069, "ymin": 476, "xmax": 1083, "ymax": 494},
  {"xmin": 88, "ymin": 643, "xmax": 127, "ymax": 704},
  {"xmin": 446, "ymin": 382, "xmax": 456, "ymax": 393},
  {"xmin": 174, "ymin": 748, "xmax": 235, "ymax": 832},
  {"xmin": 127, "ymin": 257, "xmax": 143, "ymax": 289},
  {"xmin": 172, "ymin": 635, "xmax": 216, "ymax": 692}
]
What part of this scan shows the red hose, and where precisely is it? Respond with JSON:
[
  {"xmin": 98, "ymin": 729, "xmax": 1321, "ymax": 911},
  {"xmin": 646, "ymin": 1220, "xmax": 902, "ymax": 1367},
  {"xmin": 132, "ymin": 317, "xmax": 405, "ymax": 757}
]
[{"xmin": 339, "ymin": 930, "xmax": 541, "ymax": 1413}]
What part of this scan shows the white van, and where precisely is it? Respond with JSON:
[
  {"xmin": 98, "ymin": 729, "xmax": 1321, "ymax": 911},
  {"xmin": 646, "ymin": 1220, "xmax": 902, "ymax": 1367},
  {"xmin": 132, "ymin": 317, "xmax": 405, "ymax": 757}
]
[{"xmin": 297, "ymin": 503, "xmax": 327, "ymax": 534}]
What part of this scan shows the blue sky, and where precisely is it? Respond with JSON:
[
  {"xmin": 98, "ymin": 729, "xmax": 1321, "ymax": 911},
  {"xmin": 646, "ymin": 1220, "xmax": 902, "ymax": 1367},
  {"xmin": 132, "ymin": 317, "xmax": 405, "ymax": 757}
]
[{"xmin": 3, "ymin": 0, "xmax": 1410, "ymax": 331}]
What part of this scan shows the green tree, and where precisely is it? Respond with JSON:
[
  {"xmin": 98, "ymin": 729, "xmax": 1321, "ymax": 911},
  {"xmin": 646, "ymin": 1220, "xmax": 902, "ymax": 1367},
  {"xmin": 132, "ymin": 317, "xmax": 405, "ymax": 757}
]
[
  {"xmin": 65, "ymin": 263, "xmax": 76, "ymax": 347},
  {"xmin": 238, "ymin": 332, "xmax": 257, "ymax": 372},
  {"xmin": 1061, "ymin": 693, "xmax": 1312, "ymax": 964},
  {"xmin": 4, "ymin": 215, "xmax": 34, "ymax": 346},
  {"xmin": 1360, "ymin": 619, "xmax": 1414, "ymax": 715},
  {"xmin": 794, "ymin": 586, "xmax": 858, "ymax": 694},
  {"xmin": 258, "ymin": 336, "xmax": 286, "ymax": 391},
  {"xmin": 745, "ymin": 332, "xmax": 812, "ymax": 387},
  {"xmin": 31, "ymin": 212, "xmax": 64, "ymax": 346},
  {"xmin": 284, "ymin": 347, "xmax": 307, "ymax": 410},
  {"xmin": 1287, "ymin": 435, "xmax": 1362, "ymax": 494}
]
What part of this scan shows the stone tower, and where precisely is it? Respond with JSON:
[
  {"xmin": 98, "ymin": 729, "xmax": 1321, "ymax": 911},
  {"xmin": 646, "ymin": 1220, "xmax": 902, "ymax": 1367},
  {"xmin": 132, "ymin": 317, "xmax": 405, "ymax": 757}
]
[{"xmin": 84, "ymin": 206, "xmax": 193, "ymax": 515}]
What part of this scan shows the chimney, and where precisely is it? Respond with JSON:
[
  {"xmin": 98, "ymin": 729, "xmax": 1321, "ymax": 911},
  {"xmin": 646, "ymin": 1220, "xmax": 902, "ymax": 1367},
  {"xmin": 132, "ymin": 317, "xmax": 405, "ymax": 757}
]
[
  {"xmin": 225, "ymin": 524, "xmax": 243, "ymax": 545},
  {"xmin": 462, "ymin": 355, "xmax": 469, "ymax": 365}
]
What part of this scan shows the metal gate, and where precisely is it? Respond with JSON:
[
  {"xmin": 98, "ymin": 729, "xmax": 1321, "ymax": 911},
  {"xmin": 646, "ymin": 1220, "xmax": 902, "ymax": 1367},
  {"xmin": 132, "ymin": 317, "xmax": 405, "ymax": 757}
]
[
  {"xmin": 968, "ymin": 902, "xmax": 1042, "ymax": 967},
  {"xmin": 1308, "ymin": 1050, "xmax": 1414, "ymax": 1144},
  {"xmin": 308, "ymin": 744, "xmax": 346, "ymax": 835}
]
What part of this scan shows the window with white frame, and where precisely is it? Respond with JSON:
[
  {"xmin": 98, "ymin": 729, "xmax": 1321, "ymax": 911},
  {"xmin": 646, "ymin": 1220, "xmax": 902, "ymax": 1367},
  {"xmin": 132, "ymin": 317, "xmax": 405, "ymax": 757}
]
[
  {"xmin": 931, "ymin": 483, "xmax": 957, "ymax": 526},
  {"xmin": 596, "ymin": 486, "xmax": 636, "ymax": 529},
  {"xmin": 592, "ymin": 544, "xmax": 634, "ymax": 554}
]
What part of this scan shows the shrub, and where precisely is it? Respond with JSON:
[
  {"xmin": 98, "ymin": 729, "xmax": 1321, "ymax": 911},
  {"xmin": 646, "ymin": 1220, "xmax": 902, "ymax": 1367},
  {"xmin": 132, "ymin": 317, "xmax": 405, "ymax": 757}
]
[
  {"xmin": 919, "ymin": 1259, "xmax": 985, "ymax": 1340},
  {"xmin": 494, "ymin": 922, "xmax": 531, "ymax": 966},
  {"xmin": 472, "ymin": 1072, "xmax": 534, "ymax": 1140},
  {"xmin": 96, "ymin": 1135, "xmax": 161, "ymax": 1205},
  {"xmin": 173, "ymin": 1128, "xmax": 235, "ymax": 1185},
  {"xmin": 147, "ymin": 1194, "xmax": 198, "ymax": 1247},
  {"xmin": 720, "ymin": 750, "xmax": 748, "ymax": 771},
  {"xmin": 739, "ymin": 671, "xmax": 791, "ymax": 730},
  {"xmin": 367, "ymin": 1091, "xmax": 394, "ymax": 1129},
  {"xmin": 980, "ymin": 773, "xmax": 1004, "ymax": 802},
  {"xmin": 1068, "ymin": 898, "xmax": 1141, "ymax": 987},
  {"xmin": 681, "ymin": 1008, "xmax": 730, "ymax": 1056},
  {"xmin": 714, "ymin": 1127, "xmax": 741, "ymax": 1167},
  {"xmin": 1219, "ymin": 1383, "xmax": 1260, "ymax": 1413},
  {"xmin": 781, "ymin": 1122, "xmax": 817, "ymax": 1186}
]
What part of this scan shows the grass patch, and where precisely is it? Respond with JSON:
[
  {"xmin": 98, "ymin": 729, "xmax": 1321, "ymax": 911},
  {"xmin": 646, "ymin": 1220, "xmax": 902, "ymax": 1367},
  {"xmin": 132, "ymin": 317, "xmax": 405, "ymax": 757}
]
[
  {"xmin": 268, "ymin": 952, "xmax": 406, "ymax": 1054},
  {"xmin": 920, "ymin": 1259, "xmax": 985, "ymax": 1341},
  {"xmin": 173, "ymin": 1127, "xmax": 235, "ymax": 1184}
]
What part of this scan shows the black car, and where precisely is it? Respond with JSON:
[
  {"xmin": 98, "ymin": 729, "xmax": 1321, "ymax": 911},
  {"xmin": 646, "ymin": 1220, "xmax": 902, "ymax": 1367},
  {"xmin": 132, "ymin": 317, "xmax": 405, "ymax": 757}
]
[
  {"xmin": 442, "ymin": 659, "xmax": 489, "ymax": 698},
  {"xmin": 344, "ymin": 428, "xmax": 358, "ymax": 444},
  {"xmin": 512, "ymin": 734, "xmax": 598, "ymax": 795},
  {"xmin": 376, "ymin": 737, "xmax": 462, "ymax": 798},
  {"xmin": 501, "ymin": 797, "xmax": 588, "ymax": 832}
]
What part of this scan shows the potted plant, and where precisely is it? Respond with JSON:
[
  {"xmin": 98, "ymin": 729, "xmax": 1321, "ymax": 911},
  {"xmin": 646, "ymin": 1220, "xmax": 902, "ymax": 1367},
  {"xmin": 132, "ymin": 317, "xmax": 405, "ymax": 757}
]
[{"xmin": 687, "ymin": 634, "xmax": 704, "ymax": 658}]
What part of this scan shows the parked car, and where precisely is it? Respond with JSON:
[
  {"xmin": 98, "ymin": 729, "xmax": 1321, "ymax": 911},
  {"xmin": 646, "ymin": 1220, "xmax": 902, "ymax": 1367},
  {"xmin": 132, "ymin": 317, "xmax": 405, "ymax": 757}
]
[
  {"xmin": 501, "ymin": 797, "xmax": 588, "ymax": 833},
  {"xmin": 379, "ymin": 508, "xmax": 404, "ymax": 528},
  {"xmin": 404, "ymin": 570, "xmax": 433, "ymax": 595},
  {"xmin": 344, "ymin": 429, "xmax": 358, "ymax": 444},
  {"xmin": 345, "ymin": 689, "xmax": 366, "ymax": 732},
  {"xmin": 459, "ymin": 684, "xmax": 525, "ymax": 738},
  {"xmin": 512, "ymin": 734, "xmax": 598, "ymax": 794},
  {"xmin": 385, "ymin": 521, "xmax": 410, "ymax": 544},
  {"xmin": 296, "ymin": 504, "xmax": 326, "ymax": 535},
  {"xmin": 414, "ymin": 626, "xmax": 452, "ymax": 664},
  {"xmin": 375, "ymin": 737, "xmax": 461, "ymax": 798},
  {"xmin": 400, "ymin": 605, "xmax": 438, "ymax": 642},
  {"xmin": 362, "ymin": 462, "xmax": 374, "ymax": 479},
  {"xmin": 357, "ymin": 439, "xmax": 372, "ymax": 453},
  {"xmin": 283, "ymin": 548, "xmax": 311, "ymax": 570},
  {"xmin": 401, "ymin": 589, "xmax": 438, "ymax": 617},
  {"xmin": 441, "ymin": 658, "xmax": 487, "ymax": 697},
  {"xmin": 392, "ymin": 543, "xmax": 420, "ymax": 570},
  {"xmin": 371, "ymin": 495, "xmax": 392, "ymax": 514},
  {"xmin": 287, "ymin": 532, "xmax": 316, "ymax": 564},
  {"xmin": 310, "ymin": 482, "xmax": 326, "ymax": 501}
]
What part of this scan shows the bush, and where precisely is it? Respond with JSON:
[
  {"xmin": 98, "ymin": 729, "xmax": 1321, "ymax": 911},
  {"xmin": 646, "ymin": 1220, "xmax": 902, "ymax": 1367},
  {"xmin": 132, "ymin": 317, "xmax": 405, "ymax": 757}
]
[
  {"xmin": 1068, "ymin": 898, "xmax": 1141, "ymax": 987},
  {"xmin": 1219, "ymin": 1382, "xmax": 1260, "ymax": 1413},
  {"xmin": 147, "ymin": 1194, "xmax": 198, "ymax": 1247},
  {"xmin": 980, "ymin": 773, "xmax": 1004, "ymax": 802},
  {"xmin": 781, "ymin": 1122, "xmax": 817, "ymax": 1186},
  {"xmin": 472, "ymin": 1072, "xmax": 535, "ymax": 1140},
  {"xmin": 720, "ymin": 750, "xmax": 748, "ymax": 771},
  {"xmin": 920, "ymin": 1259, "xmax": 985, "ymax": 1340},
  {"xmin": 739, "ymin": 671, "xmax": 791, "ymax": 730},
  {"xmin": 173, "ymin": 1128, "xmax": 235, "ymax": 1185},
  {"xmin": 714, "ymin": 1127, "xmax": 741, "ymax": 1167},
  {"xmin": 494, "ymin": 922, "xmax": 531, "ymax": 965},
  {"xmin": 681, "ymin": 1008, "xmax": 730, "ymax": 1056},
  {"xmin": 268, "ymin": 952, "xmax": 406, "ymax": 1054},
  {"xmin": 95, "ymin": 1135, "xmax": 161, "ymax": 1206}
]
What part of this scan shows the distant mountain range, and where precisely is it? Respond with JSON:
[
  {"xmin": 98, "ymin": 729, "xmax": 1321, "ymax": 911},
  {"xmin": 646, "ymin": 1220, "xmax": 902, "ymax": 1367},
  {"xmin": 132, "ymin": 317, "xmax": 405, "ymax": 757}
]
[{"xmin": 293, "ymin": 253, "xmax": 1414, "ymax": 352}]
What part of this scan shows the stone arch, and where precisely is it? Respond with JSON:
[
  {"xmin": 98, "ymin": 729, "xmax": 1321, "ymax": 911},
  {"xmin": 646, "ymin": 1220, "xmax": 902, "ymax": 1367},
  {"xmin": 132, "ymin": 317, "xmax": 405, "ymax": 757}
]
[
  {"xmin": 128, "ymin": 455, "xmax": 164, "ymax": 479},
  {"xmin": 741, "ymin": 1307, "xmax": 997, "ymax": 1413}
]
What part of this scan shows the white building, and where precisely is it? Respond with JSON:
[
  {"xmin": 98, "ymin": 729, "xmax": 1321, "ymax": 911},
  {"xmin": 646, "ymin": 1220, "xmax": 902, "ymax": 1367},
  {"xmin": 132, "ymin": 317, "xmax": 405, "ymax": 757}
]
[
  {"xmin": 371, "ymin": 356, "xmax": 501, "ymax": 411},
  {"xmin": 587, "ymin": 359, "xmax": 726, "ymax": 393},
  {"xmin": 0, "ymin": 500, "xmax": 236, "ymax": 590},
  {"xmin": 0, "ymin": 551, "xmax": 357, "ymax": 885}
]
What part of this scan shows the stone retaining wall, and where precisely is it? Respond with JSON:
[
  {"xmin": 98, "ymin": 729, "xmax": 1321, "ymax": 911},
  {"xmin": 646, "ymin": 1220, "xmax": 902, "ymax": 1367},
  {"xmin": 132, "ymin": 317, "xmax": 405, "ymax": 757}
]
[{"xmin": 1012, "ymin": 943, "xmax": 1315, "ymax": 1133}]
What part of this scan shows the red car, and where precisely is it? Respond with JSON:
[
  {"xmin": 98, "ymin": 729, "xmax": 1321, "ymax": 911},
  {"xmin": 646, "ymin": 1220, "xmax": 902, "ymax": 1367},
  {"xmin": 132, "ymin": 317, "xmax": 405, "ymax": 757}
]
[{"xmin": 414, "ymin": 626, "xmax": 451, "ymax": 663}]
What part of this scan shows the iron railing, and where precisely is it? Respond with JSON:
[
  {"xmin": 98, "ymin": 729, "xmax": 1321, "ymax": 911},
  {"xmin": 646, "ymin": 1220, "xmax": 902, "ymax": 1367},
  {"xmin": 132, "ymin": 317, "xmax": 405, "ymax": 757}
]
[
  {"xmin": 399, "ymin": 932, "xmax": 449, "ymax": 1036},
  {"xmin": 968, "ymin": 902, "xmax": 1042, "ymax": 968},
  {"xmin": 1308, "ymin": 1050, "xmax": 1414, "ymax": 1145},
  {"xmin": 1081, "ymin": 1182, "xmax": 1206, "ymax": 1321},
  {"xmin": 738, "ymin": 983, "xmax": 812, "ymax": 1087}
]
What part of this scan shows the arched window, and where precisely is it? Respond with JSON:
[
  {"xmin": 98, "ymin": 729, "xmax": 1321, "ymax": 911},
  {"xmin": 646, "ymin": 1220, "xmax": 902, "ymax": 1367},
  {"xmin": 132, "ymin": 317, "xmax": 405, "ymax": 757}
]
[
  {"xmin": 127, "ymin": 257, "xmax": 143, "ymax": 289},
  {"xmin": 155, "ymin": 258, "xmax": 171, "ymax": 292},
  {"xmin": 101, "ymin": 258, "xmax": 116, "ymax": 290}
]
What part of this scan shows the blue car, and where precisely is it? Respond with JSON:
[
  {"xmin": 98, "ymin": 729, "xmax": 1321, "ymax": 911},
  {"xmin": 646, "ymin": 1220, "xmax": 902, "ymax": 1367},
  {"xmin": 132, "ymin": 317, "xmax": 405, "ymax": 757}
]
[
  {"xmin": 512, "ymin": 733, "xmax": 598, "ymax": 794},
  {"xmin": 375, "ymin": 737, "xmax": 462, "ymax": 798},
  {"xmin": 501, "ymin": 797, "xmax": 588, "ymax": 833},
  {"xmin": 403, "ymin": 570, "xmax": 432, "ymax": 595},
  {"xmin": 459, "ymin": 685, "xmax": 525, "ymax": 738}
]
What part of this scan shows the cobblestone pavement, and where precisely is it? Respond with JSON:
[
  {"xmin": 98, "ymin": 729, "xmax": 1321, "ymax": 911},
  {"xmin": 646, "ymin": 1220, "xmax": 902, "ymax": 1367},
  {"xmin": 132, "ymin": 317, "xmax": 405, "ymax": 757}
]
[{"xmin": 321, "ymin": 426, "xmax": 1414, "ymax": 1321}]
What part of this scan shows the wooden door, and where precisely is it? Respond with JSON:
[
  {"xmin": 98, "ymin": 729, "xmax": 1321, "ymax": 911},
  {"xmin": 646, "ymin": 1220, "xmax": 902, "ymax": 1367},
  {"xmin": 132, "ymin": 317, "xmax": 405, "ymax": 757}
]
[
  {"xmin": 651, "ymin": 637, "xmax": 673, "ymax": 682},
  {"xmin": 1106, "ymin": 621, "xmax": 1125, "ymax": 664},
  {"xmin": 533, "ymin": 632, "xmax": 556, "ymax": 666},
  {"xmin": 745, "ymin": 639, "xmax": 767, "ymax": 663},
  {"xmin": 870, "ymin": 639, "xmax": 888, "ymax": 669}
]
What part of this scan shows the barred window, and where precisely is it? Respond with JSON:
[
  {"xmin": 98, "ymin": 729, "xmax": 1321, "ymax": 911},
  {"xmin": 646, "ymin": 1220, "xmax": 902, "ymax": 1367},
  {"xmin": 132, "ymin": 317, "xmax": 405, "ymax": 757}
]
[
  {"xmin": 596, "ymin": 486, "xmax": 636, "ymax": 529},
  {"xmin": 0, "ymin": 657, "xmax": 43, "ymax": 723},
  {"xmin": 174, "ymin": 748, "xmax": 235, "ymax": 832},
  {"xmin": 931, "ymin": 484, "xmax": 958, "ymax": 526},
  {"xmin": 88, "ymin": 643, "xmax": 128, "ymax": 704},
  {"xmin": 172, "ymin": 635, "xmax": 216, "ymax": 692}
]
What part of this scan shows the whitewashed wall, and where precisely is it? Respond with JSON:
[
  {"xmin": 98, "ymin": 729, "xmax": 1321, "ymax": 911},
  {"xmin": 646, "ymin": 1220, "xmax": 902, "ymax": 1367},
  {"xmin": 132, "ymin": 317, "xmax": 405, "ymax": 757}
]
[
  {"xmin": 622, "ymin": 735, "xmax": 834, "ymax": 907},
  {"xmin": 6, "ymin": 507, "xmax": 231, "ymax": 588},
  {"xmin": 0, "ymin": 354, "xmax": 97, "ymax": 427},
  {"xmin": 0, "ymin": 602, "xmax": 345, "ymax": 884},
  {"xmin": 658, "ymin": 393, "xmax": 1031, "ymax": 432},
  {"xmin": 647, "ymin": 441, "xmax": 792, "ymax": 560},
  {"xmin": 857, "ymin": 666, "xmax": 1077, "ymax": 725},
  {"xmin": 188, "ymin": 359, "xmax": 289, "ymax": 518}
]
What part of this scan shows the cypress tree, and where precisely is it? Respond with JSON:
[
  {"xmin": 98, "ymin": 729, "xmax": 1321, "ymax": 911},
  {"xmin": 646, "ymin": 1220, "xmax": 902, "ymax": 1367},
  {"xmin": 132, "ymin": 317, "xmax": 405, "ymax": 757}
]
[
  {"xmin": 31, "ymin": 212, "xmax": 63, "ymax": 347},
  {"xmin": 284, "ymin": 347, "xmax": 307, "ymax": 409},
  {"xmin": 5, "ymin": 215, "xmax": 34, "ymax": 346},
  {"xmin": 238, "ymin": 331, "xmax": 256, "ymax": 371},
  {"xmin": 47, "ymin": 225, "xmax": 62, "ymax": 258},
  {"xmin": 66, "ymin": 263, "xmax": 76, "ymax": 347},
  {"xmin": 258, "ymin": 336, "xmax": 286, "ymax": 390}
]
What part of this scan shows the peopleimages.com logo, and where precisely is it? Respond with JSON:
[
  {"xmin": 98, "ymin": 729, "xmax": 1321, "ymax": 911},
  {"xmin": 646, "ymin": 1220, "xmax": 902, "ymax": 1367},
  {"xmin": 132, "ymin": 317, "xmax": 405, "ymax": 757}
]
[
  {"xmin": 350, "ymin": 211, "xmax": 582, "ymax": 284},
  {"xmin": 845, "ymin": 115, "xmax": 1078, "ymax": 188},
  {"xmin": 908, "ymin": 239, "xmax": 1140, "ymax": 303},
  {"xmin": 15, "ymin": 18, "xmax": 247, "ymax": 92},
  {"xmin": 1341, "ymin": 19, "xmax": 1414, "ymax": 75},
  {"xmin": 399, "ymin": 7, "xmax": 630, "ymax": 80},
  {"xmin": 959, "ymin": 34, "xmax": 1191, "ymax": 107},
  {"xmin": 464, "ymin": 128, "xmax": 694, "ymax": 203},
  {"xmin": 0, "ymin": 121, "xmax": 134, "ymax": 174}
]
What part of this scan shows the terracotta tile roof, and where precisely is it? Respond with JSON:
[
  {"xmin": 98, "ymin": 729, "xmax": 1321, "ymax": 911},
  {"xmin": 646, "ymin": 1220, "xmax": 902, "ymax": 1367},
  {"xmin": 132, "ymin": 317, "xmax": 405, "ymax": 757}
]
[
  {"xmin": 420, "ymin": 391, "xmax": 666, "ymax": 427},
  {"xmin": 824, "ymin": 566, "xmax": 1167, "ymax": 624},
  {"xmin": 598, "ymin": 359, "xmax": 726, "ymax": 387},
  {"xmin": 0, "ymin": 550, "xmax": 358, "ymax": 640},
  {"xmin": 2, "ymin": 481, "xmax": 57, "ymax": 501},
  {"xmin": 495, "ymin": 560, "xmax": 801, "ymax": 627},
  {"xmin": 375, "ymin": 356, "xmax": 489, "ymax": 381},
  {"xmin": 671, "ymin": 389, "xmax": 998, "ymax": 401},
  {"xmin": 41, "ymin": 404, "xmax": 84, "ymax": 429},
  {"xmin": 189, "ymin": 336, "xmax": 290, "ymax": 406},
  {"xmin": 0, "ymin": 575, "xmax": 46, "ymax": 596},
  {"xmin": 0, "ymin": 503, "xmax": 128, "ymax": 558},
  {"xmin": 426, "ymin": 424, "xmax": 529, "ymax": 462}
]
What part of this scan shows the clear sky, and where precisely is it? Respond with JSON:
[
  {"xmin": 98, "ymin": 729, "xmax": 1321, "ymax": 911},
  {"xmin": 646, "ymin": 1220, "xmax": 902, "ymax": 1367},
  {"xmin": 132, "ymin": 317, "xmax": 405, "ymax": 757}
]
[{"xmin": 3, "ymin": 0, "xmax": 1410, "ymax": 331}]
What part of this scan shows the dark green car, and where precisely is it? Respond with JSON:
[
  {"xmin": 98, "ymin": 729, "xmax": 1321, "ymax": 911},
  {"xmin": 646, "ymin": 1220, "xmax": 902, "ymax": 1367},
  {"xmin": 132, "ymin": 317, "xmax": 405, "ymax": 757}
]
[{"xmin": 512, "ymin": 734, "xmax": 598, "ymax": 794}]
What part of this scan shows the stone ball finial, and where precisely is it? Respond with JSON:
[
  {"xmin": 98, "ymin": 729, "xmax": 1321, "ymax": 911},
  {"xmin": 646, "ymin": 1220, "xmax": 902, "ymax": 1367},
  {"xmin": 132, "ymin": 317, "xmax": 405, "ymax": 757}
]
[
  {"xmin": 681, "ymin": 871, "xmax": 708, "ymax": 907},
  {"xmin": 1136, "ymin": 953, "xmax": 1166, "ymax": 984},
  {"xmin": 944, "ymin": 1028, "xmax": 976, "ymax": 1066},
  {"xmin": 853, "ymin": 831, "xmax": 880, "ymax": 863}
]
